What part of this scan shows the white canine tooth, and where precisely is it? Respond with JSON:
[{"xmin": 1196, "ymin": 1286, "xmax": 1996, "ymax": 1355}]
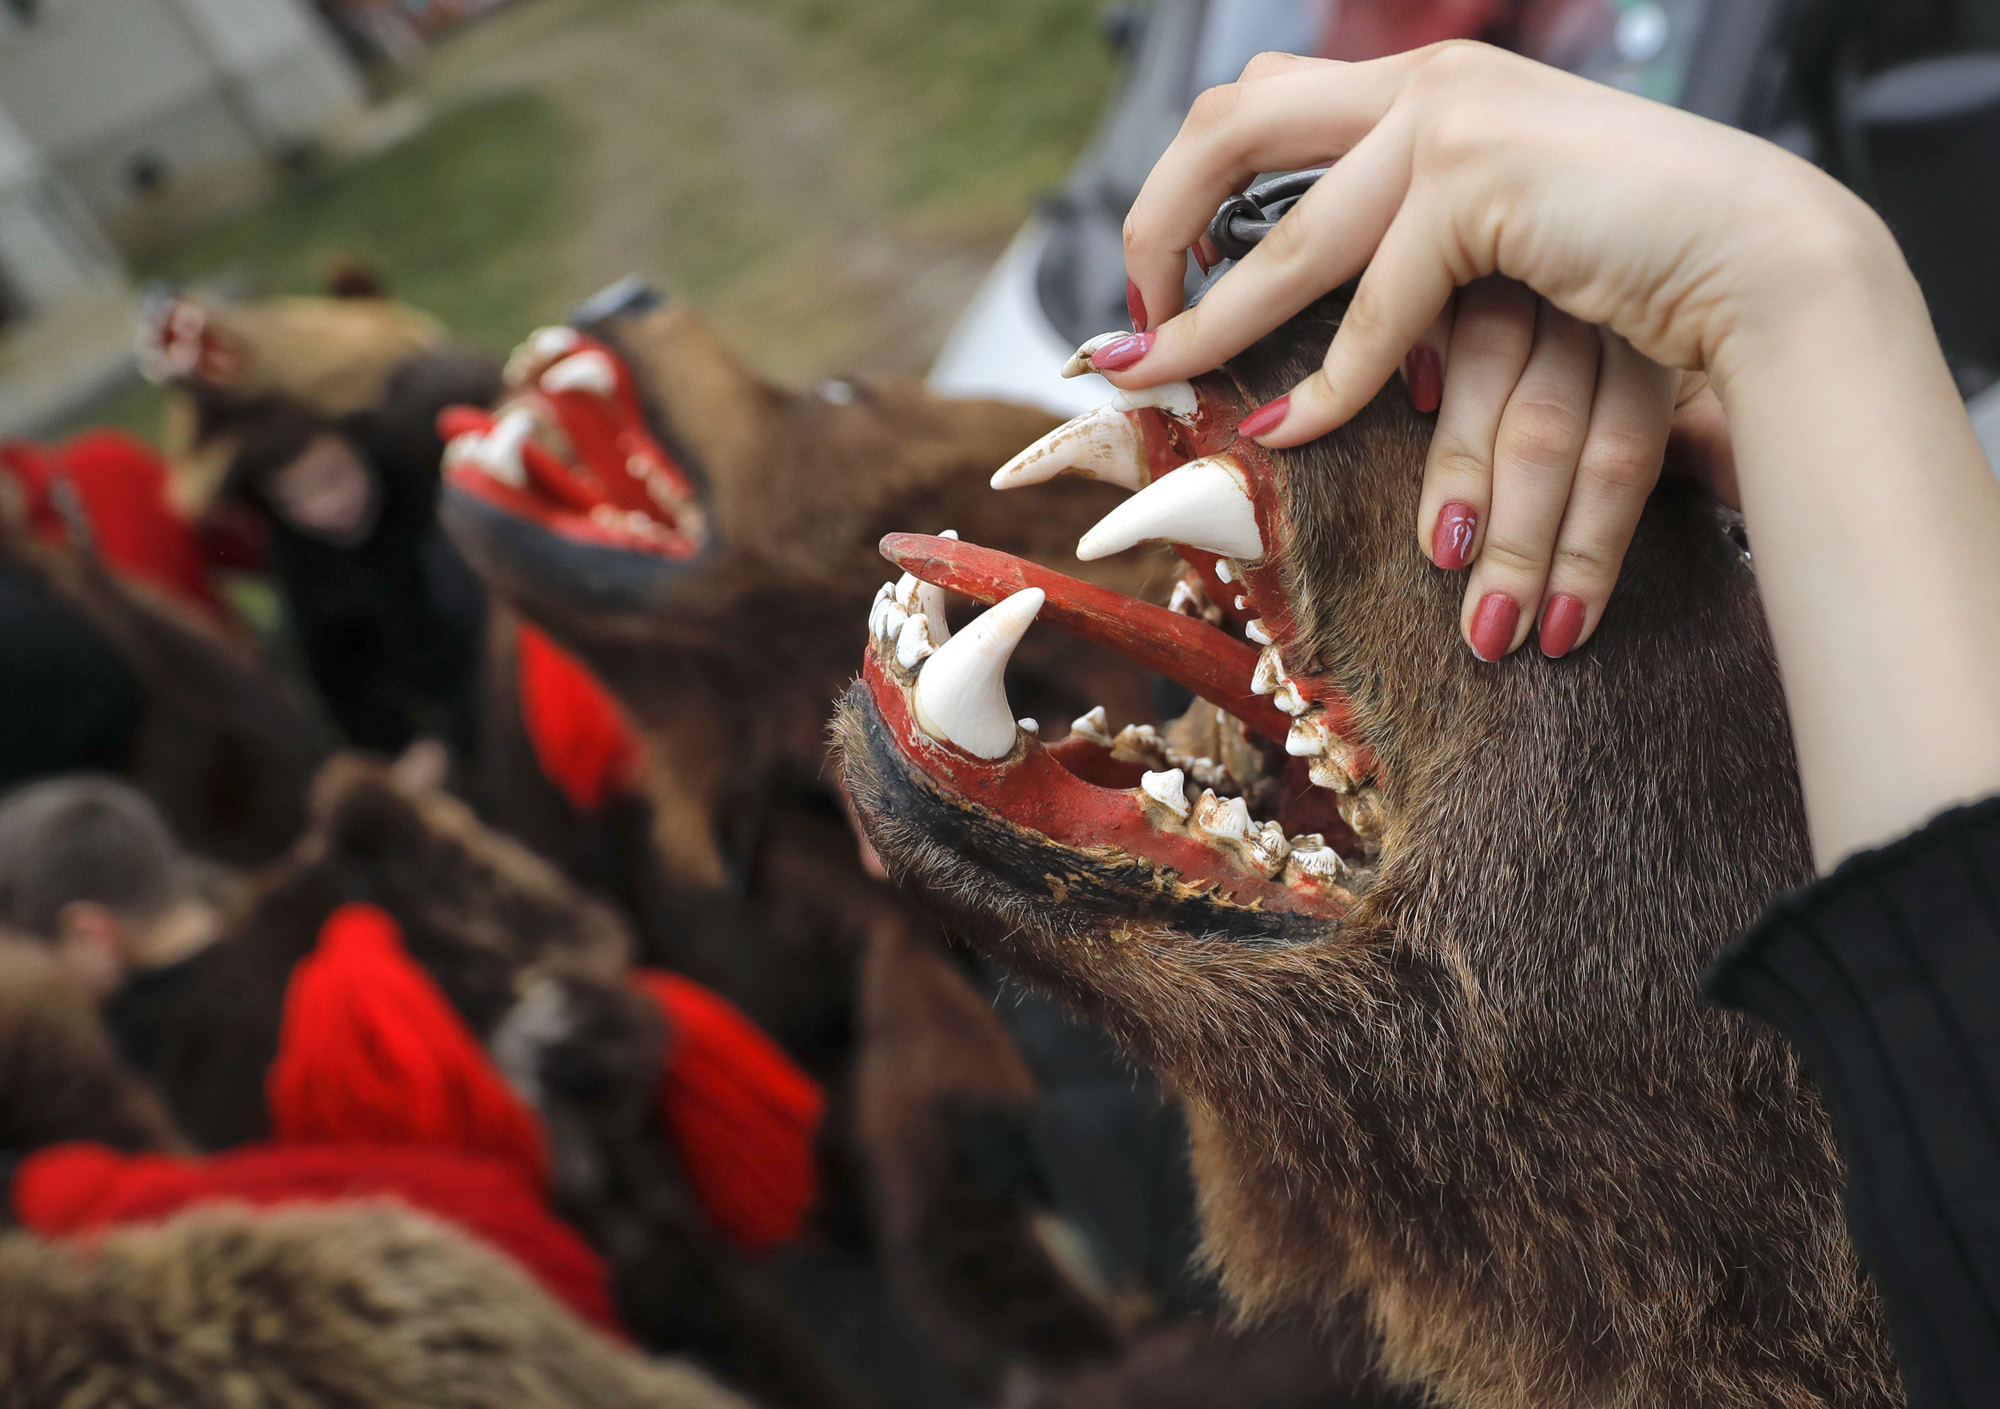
[
  {"xmin": 1192, "ymin": 790, "xmax": 1251, "ymax": 842},
  {"xmin": 1140, "ymin": 769, "xmax": 1190, "ymax": 819},
  {"xmin": 991, "ymin": 403, "xmax": 1147, "ymax": 492},
  {"xmin": 1111, "ymin": 379, "xmax": 1198, "ymax": 419},
  {"xmin": 1069, "ymin": 706, "xmax": 1112, "ymax": 747},
  {"xmin": 457, "ymin": 406, "xmax": 536, "ymax": 488},
  {"xmin": 1245, "ymin": 618, "xmax": 1274, "ymax": 646},
  {"xmin": 1061, "ymin": 332, "xmax": 1128, "ymax": 378},
  {"xmin": 1076, "ymin": 455, "xmax": 1263, "ymax": 562},
  {"xmin": 912, "ymin": 588, "xmax": 1044, "ymax": 760},
  {"xmin": 529, "ymin": 325, "xmax": 581, "ymax": 360},
  {"xmin": 539, "ymin": 348, "xmax": 619, "ymax": 397},
  {"xmin": 1251, "ymin": 647, "xmax": 1284, "ymax": 696},
  {"xmin": 895, "ymin": 614, "xmax": 936, "ymax": 669}
]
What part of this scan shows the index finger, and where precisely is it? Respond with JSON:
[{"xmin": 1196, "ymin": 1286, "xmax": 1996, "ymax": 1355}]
[{"xmin": 1120, "ymin": 51, "xmax": 1428, "ymax": 353}]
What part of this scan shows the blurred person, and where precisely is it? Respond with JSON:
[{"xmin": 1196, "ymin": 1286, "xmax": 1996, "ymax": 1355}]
[
  {"xmin": 224, "ymin": 347, "xmax": 501, "ymax": 757},
  {"xmin": 0, "ymin": 776, "xmax": 229, "ymax": 1078},
  {"xmin": 0, "ymin": 774, "xmax": 224, "ymax": 999}
]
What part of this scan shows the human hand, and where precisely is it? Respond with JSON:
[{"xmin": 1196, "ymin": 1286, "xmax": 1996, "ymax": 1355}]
[
  {"xmin": 1092, "ymin": 43, "xmax": 1859, "ymax": 658},
  {"xmin": 1407, "ymin": 278, "xmax": 1739, "ymax": 659}
]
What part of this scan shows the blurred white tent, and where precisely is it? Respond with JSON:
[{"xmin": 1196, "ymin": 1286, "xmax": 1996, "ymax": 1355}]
[{"xmin": 0, "ymin": 0, "xmax": 362, "ymax": 245}]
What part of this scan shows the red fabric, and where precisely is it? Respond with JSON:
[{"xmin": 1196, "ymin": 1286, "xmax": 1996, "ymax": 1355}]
[
  {"xmin": 266, "ymin": 903, "xmax": 549, "ymax": 1185},
  {"xmin": 1317, "ymin": 0, "xmax": 1513, "ymax": 59},
  {"xmin": 515, "ymin": 621, "xmax": 644, "ymax": 813},
  {"xmin": 633, "ymin": 969, "xmax": 825, "ymax": 1255},
  {"xmin": 0, "ymin": 431, "xmax": 225, "ymax": 621},
  {"xmin": 12, "ymin": 1141, "xmax": 623, "ymax": 1337}
]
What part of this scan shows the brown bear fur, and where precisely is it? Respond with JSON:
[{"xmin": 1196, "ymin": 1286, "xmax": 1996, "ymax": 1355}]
[
  {"xmin": 0, "ymin": 1202, "xmax": 755, "ymax": 1409},
  {"xmin": 0, "ymin": 940, "xmax": 183, "ymax": 1159},
  {"xmin": 837, "ymin": 301, "xmax": 1899, "ymax": 1407}
]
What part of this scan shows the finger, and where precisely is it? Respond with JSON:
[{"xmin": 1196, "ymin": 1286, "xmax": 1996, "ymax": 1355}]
[
  {"xmin": 1414, "ymin": 278, "xmax": 1538, "ymax": 569},
  {"xmin": 1120, "ymin": 55, "xmax": 1427, "ymax": 347},
  {"xmin": 1536, "ymin": 331, "xmax": 1677, "ymax": 657},
  {"xmin": 1460, "ymin": 303, "xmax": 1602, "ymax": 659},
  {"xmin": 1114, "ymin": 114, "xmax": 1418, "ymax": 392},
  {"xmin": 1262, "ymin": 182, "xmax": 1460, "ymax": 444},
  {"xmin": 1398, "ymin": 299, "xmax": 1454, "ymax": 415}
]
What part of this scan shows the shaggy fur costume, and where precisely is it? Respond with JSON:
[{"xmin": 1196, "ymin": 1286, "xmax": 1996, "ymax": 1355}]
[{"xmin": 0, "ymin": 1202, "xmax": 753, "ymax": 1409}]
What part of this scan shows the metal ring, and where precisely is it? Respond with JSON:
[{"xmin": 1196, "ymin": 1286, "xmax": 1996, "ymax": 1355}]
[{"xmin": 1205, "ymin": 166, "xmax": 1331, "ymax": 260}]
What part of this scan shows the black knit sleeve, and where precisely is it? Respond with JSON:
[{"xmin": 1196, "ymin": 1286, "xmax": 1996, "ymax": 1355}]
[{"xmin": 1706, "ymin": 795, "xmax": 2000, "ymax": 1409}]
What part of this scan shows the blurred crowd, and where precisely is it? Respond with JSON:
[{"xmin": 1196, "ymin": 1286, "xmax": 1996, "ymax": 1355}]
[{"xmin": 0, "ymin": 267, "xmax": 1396, "ymax": 1409}]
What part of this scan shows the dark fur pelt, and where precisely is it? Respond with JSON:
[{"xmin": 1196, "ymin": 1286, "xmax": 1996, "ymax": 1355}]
[
  {"xmin": 0, "ymin": 941, "xmax": 182, "ymax": 1163},
  {"xmin": 0, "ymin": 1202, "xmax": 755, "ymax": 1409},
  {"xmin": 838, "ymin": 302, "xmax": 1900, "ymax": 1406}
]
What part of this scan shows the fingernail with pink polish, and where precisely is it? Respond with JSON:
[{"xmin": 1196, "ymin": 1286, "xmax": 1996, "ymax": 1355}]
[
  {"xmin": 1236, "ymin": 395, "xmax": 1289, "ymax": 440},
  {"xmin": 1406, "ymin": 346, "xmax": 1441, "ymax": 414},
  {"xmin": 1539, "ymin": 595, "xmax": 1586, "ymax": 658},
  {"xmin": 1126, "ymin": 279, "xmax": 1148, "ymax": 333},
  {"xmin": 1431, "ymin": 501, "xmax": 1477, "ymax": 570},
  {"xmin": 1470, "ymin": 592, "xmax": 1520, "ymax": 661},
  {"xmin": 1089, "ymin": 332, "xmax": 1154, "ymax": 372}
]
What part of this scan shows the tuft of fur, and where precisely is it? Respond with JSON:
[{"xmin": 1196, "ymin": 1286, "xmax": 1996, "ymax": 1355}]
[
  {"xmin": 0, "ymin": 1202, "xmax": 754, "ymax": 1409},
  {"xmin": 839, "ymin": 302, "xmax": 1900, "ymax": 1407},
  {"xmin": 0, "ymin": 940, "xmax": 183, "ymax": 1159}
]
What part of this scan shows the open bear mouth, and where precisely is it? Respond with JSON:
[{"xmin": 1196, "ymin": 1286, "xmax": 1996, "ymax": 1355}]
[
  {"xmin": 439, "ymin": 326, "xmax": 706, "ymax": 560},
  {"xmin": 855, "ymin": 374, "xmax": 1384, "ymax": 920}
]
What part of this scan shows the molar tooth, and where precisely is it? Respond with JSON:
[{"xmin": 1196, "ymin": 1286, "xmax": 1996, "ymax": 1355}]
[
  {"xmin": 991, "ymin": 404, "xmax": 1147, "ymax": 492},
  {"xmin": 911, "ymin": 588, "xmax": 1043, "ymax": 760},
  {"xmin": 1251, "ymin": 822, "xmax": 1291, "ymax": 871},
  {"xmin": 1168, "ymin": 579, "xmax": 1204, "ymax": 617},
  {"xmin": 1069, "ymin": 706, "xmax": 1112, "ymax": 747},
  {"xmin": 1251, "ymin": 646, "xmax": 1284, "ymax": 696},
  {"xmin": 895, "ymin": 613, "xmax": 936, "ymax": 669},
  {"xmin": 505, "ymin": 325, "xmax": 582, "ymax": 383},
  {"xmin": 1076, "ymin": 454, "xmax": 1263, "ymax": 562},
  {"xmin": 875, "ymin": 599, "xmax": 909, "ymax": 646},
  {"xmin": 1111, "ymin": 379, "xmax": 1198, "ymax": 419},
  {"xmin": 1285, "ymin": 841, "xmax": 1346, "ymax": 881},
  {"xmin": 1273, "ymin": 680, "xmax": 1308, "ymax": 716},
  {"xmin": 1286, "ymin": 710, "xmax": 1333, "ymax": 758},
  {"xmin": 1244, "ymin": 618, "xmax": 1275, "ymax": 646},
  {"xmin": 1139, "ymin": 768, "xmax": 1190, "ymax": 819},
  {"xmin": 1309, "ymin": 754, "xmax": 1357, "ymax": 793},
  {"xmin": 1110, "ymin": 723, "xmax": 1168, "ymax": 768},
  {"xmin": 539, "ymin": 348, "xmax": 619, "ymax": 397},
  {"xmin": 1191, "ymin": 790, "xmax": 1251, "ymax": 843},
  {"xmin": 1061, "ymin": 332, "xmax": 1128, "ymax": 378}
]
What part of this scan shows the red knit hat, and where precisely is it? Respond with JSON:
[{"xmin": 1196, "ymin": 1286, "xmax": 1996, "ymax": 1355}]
[
  {"xmin": 515, "ymin": 621, "xmax": 643, "ymax": 813},
  {"xmin": 11, "ymin": 1141, "xmax": 623, "ymax": 1337},
  {"xmin": 266, "ymin": 902, "xmax": 549, "ymax": 1185},
  {"xmin": 633, "ymin": 970, "xmax": 825, "ymax": 1255}
]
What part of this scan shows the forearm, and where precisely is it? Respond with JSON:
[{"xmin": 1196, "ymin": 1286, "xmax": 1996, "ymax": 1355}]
[{"xmin": 1713, "ymin": 209, "xmax": 2000, "ymax": 868}]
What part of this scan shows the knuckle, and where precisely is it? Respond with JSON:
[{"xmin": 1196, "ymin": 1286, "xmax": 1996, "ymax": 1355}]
[
  {"xmin": 1239, "ymin": 50, "xmax": 1295, "ymax": 83},
  {"xmin": 1476, "ymin": 534, "xmax": 1550, "ymax": 577},
  {"xmin": 1581, "ymin": 429, "xmax": 1664, "ymax": 494},
  {"xmin": 1551, "ymin": 542, "xmax": 1623, "ymax": 581},
  {"xmin": 1122, "ymin": 216, "xmax": 1141, "ymax": 257},
  {"xmin": 1256, "ymin": 205, "xmax": 1315, "ymax": 269},
  {"xmin": 1185, "ymin": 82, "xmax": 1243, "ymax": 137},
  {"xmin": 1425, "ymin": 442, "xmax": 1493, "ymax": 486},
  {"xmin": 1498, "ymin": 398, "xmax": 1588, "ymax": 471}
]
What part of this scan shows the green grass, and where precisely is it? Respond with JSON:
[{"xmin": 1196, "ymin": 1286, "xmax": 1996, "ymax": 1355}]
[
  {"xmin": 138, "ymin": 90, "xmax": 579, "ymax": 355},
  {"xmin": 769, "ymin": 0, "xmax": 1119, "ymax": 225}
]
